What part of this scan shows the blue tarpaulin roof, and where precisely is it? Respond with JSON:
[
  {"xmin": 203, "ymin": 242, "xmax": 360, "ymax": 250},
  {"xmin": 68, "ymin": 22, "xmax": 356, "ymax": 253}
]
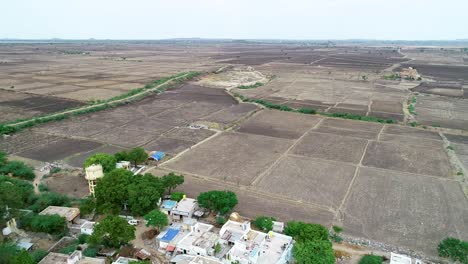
[
  {"xmin": 161, "ymin": 228, "xmax": 179, "ymax": 242},
  {"xmin": 151, "ymin": 151, "xmax": 165, "ymax": 161}
]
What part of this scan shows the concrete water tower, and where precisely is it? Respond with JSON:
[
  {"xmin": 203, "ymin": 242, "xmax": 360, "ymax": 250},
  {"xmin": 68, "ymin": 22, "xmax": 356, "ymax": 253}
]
[{"xmin": 85, "ymin": 164, "xmax": 104, "ymax": 197}]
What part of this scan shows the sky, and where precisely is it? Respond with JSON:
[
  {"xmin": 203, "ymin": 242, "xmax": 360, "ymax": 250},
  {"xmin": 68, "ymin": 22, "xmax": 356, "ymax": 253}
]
[{"xmin": 1, "ymin": 0, "xmax": 467, "ymax": 40}]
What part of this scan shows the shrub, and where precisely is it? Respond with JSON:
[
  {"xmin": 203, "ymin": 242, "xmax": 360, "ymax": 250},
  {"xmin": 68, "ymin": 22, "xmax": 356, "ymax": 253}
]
[
  {"xmin": 0, "ymin": 161, "xmax": 35, "ymax": 180},
  {"xmin": 437, "ymin": 237, "xmax": 468, "ymax": 263},
  {"xmin": 358, "ymin": 255, "xmax": 383, "ymax": 264},
  {"xmin": 237, "ymin": 82, "xmax": 263, "ymax": 89},
  {"xmin": 332, "ymin": 225, "xmax": 343, "ymax": 233},
  {"xmin": 254, "ymin": 216, "xmax": 276, "ymax": 232},
  {"xmin": 79, "ymin": 197, "xmax": 96, "ymax": 216},
  {"xmin": 216, "ymin": 216, "xmax": 227, "ymax": 226},
  {"xmin": 28, "ymin": 214, "xmax": 68, "ymax": 235},
  {"xmin": 29, "ymin": 192, "xmax": 71, "ymax": 213},
  {"xmin": 83, "ymin": 247, "xmax": 98, "ymax": 257},
  {"xmin": 38, "ymin": 183, "xmax": 49, "ymax": 192},
  {"xmin": 170, "ymin": 192, "xmax": 185, "ymax": 202},
  {"xmin": 78, "ymin": 234, "xmax": 90, "ymax": 244},
  {"xmin": 59, "ymin": 241, "xmax": 79, "ymax": 254},
  {"xmin": 293, "ymin": 240, "xmax": 335, "ymax": 264},
  {"xmin": 297, "ymin": 108, "xmax": 317, "ymax": 114},
  {"xmin": 30, "ymin": 249, "xmax": 48, "ymax": 263}
]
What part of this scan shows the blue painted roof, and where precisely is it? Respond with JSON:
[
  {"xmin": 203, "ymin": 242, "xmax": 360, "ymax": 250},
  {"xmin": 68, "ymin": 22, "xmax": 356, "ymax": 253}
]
[
  {"xmin": 151, "ymin": 151, "xmax": 165, "ymax": 161},
  {"xmin": 161, "ymin": 228, "xmax": 179, "ymax": 242}
]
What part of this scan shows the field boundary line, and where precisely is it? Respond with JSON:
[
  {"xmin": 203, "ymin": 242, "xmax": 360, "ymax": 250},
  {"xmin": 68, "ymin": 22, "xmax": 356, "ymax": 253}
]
[{"xmin": 250, "ymin": 117, "xmax": 325, "ymax": 187}]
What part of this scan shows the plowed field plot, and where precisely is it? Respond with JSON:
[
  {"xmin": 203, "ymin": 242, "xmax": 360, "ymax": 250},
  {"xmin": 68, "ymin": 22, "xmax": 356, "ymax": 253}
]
[
  {"xmin": 341, "ymin": 167, "xmax": 468, "ymax": 255},
  {"xmin": 65, "ymin": 145, "xmax": 127, "ymax": 168},
  {"xmin": 164, "ymin": 132, "xmax": 293, "ymax": 185},
  {"xmin": 291, "ymin": 132, "xmax": 368, "ymax": 163},
  {"xmin": 0, "ymin": 132, "xmax": 63, "ymax": 155},
  {"xmin": 413, "ymin": 96, "xmax": 468, "ymax": 130},
  {"xmin": 17, "ymin": 138, "xmax": 102, "ymax": 162},
  {"xmin": 256, "ymin": 155, "xmax": 356, "ymax": 210},
  {"xmin": 0, "ymin": 90, "xmax": 84, "ymax": 122},
  {"xmin": 362, "ymin": 141, "xmax": 451, "ymax": 177},
  {"xmin": 236, "ymin": 110, "xmax": 322, "ymax": 139}
]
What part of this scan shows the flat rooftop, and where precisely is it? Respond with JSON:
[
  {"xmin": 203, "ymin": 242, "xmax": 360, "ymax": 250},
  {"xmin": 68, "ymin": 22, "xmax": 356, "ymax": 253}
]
[
  {"xmin": 38, "ymin": 252, "xmax": 105, "ymax": 264},
  {"xmin": 39, "ymin": 206, "xmax": 80, "ymax": 222},
  {"xmin": 257, "ymin": 233, "xmax": 293, "ymax": 264},
  {"xmin": 173, "ymin": 198, "xmax": 197, "ymax": 213}
]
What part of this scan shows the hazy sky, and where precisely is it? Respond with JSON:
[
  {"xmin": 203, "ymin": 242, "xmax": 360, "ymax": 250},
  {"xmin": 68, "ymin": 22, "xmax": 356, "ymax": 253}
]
[{"xmin": 2, "ymin": 0, "xmax": 467, "ymax": 40}]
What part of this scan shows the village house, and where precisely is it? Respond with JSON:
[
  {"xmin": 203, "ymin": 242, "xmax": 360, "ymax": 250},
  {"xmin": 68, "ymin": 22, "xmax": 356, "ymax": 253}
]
[
  {"xmin": 39, "ymin": 250, "xmax": 105, "ymax": 264},
  {"xmin": 175, "ymin": 222, "xmax": 218, "ymax": 256},
  {"xmin": 171, "ymin": 198, "xmax": 198, "ymax": 221},
  {"xmin": 39, "ymin": 206, "xmax": 80, "ymax": 226}
]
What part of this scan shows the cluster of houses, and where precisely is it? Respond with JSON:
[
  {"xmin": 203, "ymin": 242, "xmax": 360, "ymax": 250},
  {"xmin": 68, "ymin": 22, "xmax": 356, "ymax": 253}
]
[{"xmin": 157, "ymin": 197, "xmax": 294, "ymax": 264}]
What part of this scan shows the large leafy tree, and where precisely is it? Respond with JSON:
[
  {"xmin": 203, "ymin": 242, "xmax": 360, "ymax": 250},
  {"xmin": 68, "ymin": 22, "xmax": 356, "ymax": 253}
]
[
  {"xmin": 0, "ymin": 176, "xmax": 34, "ymax": 223},
  {"xmin": 95, "ymin": 169, "xmax": 132, "ymax": 214},
  {"xmin": 84, "ymin": 153, "xmax": 117, "ymax": 173},
  {"xmin": 11, "ymin": 249, "xmax": 34, "ymax": 264},
  {"xmin": 161, "ymin": 172, "xmax": 184, "ymax": 194},
  {"xmin": 88, "ymin": 215, "xmax": 135, "ymax": 248},
  {"xmin": 144, "ymin": 209, "xmax": 168, "ymax": 232},
  {"xmin": 127, "ymin": 148, "xmax": 148, "ymax": 167},
  {"xmin": 28, "ymin": 214, "xmax": 68, "ymax": 235},
  {"xmin": 0, "ymin": 243, "xmax": 18, "ymax": 264},
  {"xmin": 438, "ymin": 237, "xmax": 468, "ymax": 264},
  {"xmin": 254, "ymin": 216, "xmax": 276, "ymax": 232},
  {"xmin": 0, "ymin": 161, "xmax": 35, "ymax": 180},
  {"xmin": 284, "ymin": 221, "xmax": 329, "ymax": 242},
  {"xmin": 293, "ymin": 240, "xmax": 335, "ymax": 264},
  {"xmin": 127, "ymin": 174, "xmax": 164, "ymax": 216},
  {"xmin": 197, "ymin": 190, "xmax": 238, "ymax": 215}
]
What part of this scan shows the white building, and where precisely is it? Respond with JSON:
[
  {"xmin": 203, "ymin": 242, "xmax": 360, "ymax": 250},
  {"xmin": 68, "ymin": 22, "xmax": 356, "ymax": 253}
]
[
  {"xmin": 39, "ymin": 250, "xmax": 105, "ymax": 264},
  {"xmin": 171, "ymin": 255, "xmax": 223, "ymax": 264},
  {"xmin": 157, "ymin": 219, "xmax": 196, "ymax": 252},
  {"xmin": 171, "ymin": 198, "xmax": 198, "ymax": 220},
  {"xmin": 80, "ymin": 221, "xmax": 95, "ymax": 235},
  {"xmin": 218, "ymin": 220, "xmax": 293, "ymax": 264},
  {"xmin": 176, "ymin": 222, "xmax": 218, "ymax": 256},
  {"xmin": 112, "ymin": 257, "xmax": 138, "ymax": 264}
]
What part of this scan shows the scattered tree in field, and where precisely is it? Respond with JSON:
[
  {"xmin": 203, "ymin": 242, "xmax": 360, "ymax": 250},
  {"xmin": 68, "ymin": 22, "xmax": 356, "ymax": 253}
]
[
  {"xmin": 254, "ymin": 216, "xmax": 276, "ymax": 232},
  {"xmin": 162, "ymin": 172, "xmax": 184, "ymax": 194},
  {"xmin": 170, "ymin": 191, "xmax": 185, "ymax": 202},
  {"xmin": 88, "ymin": 215, "xmax": 135, "ymax": 248},
  {"xmin": 127, "ymin": 148, "xmax": 148, "ymax": 167},
  {"xmin": 358, "ymin": 255, "xmax": 383, "ymax": 264},
  {"xmin": 438, "ymin": 237, "xmax": 468, "ymax": 264},
  {"xmin": 128, "ymin": 174, "xmax": 164, "ymax": 216},
  {"xmin": 293, "ymin": 240, "xmax": 335, "ymax": 264},
  {"xmin": 83, "ymin": 153, "xmax": 117, "ymax": 173},
  {"xmin": 94, "ymin": 169, "xmax": 132, "ymax": 214},
  {"xmin": 144, "ymin": 209, "xmax": 168, "ymax": 232},
  {"xmin": 197, "ymin": 190, "xmax": 238, "ymax": 215},
  {"xmin": 284, "ymin": 221, "xmax": 329, "ymax": 242}
]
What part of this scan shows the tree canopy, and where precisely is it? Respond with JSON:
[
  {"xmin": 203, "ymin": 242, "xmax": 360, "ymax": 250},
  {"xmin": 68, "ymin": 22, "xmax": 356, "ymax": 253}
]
[
  {"xmin": 95, "ymin": 169, "xmax": 132, "ymax": 214},
  {"xmin": 127, "ymin": 148, "xmax": 148, "ymax": 167},
  {"xmin": 438, "ymin": 237, "xmax": 468, "ymax": 264},
  {"xmin": 253, "ymin": 216, "xmax": 276, "ymax": 232},
  {"xmin": 197, "ymin": 190, "xmax": 238, "ymax": 215},
  {"xmin": 358, "ymin": 255, "xmax": 383, "ymax": 264},
  {"xmin": 293, "ymin": 240, "xmax": 335, "ymax": 264},
  {"xmin": 144, "ymin": 209, "xmax": 169, "ymax": 231},
  {"xmin": 161, "ymin": 172, "xmax": 184, "ymax": 194},
  {"xmin": 83, "ymin": 153, "xmax": 117, "ymax": 173},
  {"xmin": 0, "ymin": 160, "xmax": 35, "ymax": 180},
  {"xmin": 170, "ymin": 191, "xmax": 185, "ymax": 202},
  {"xmin": 284, "ymin": 221, "xmax": 329, "ymax": 242},
  {"xmin": 21, "ymin": 214, "xmax": 68, "ymax": 235},
  {"xmin": 88, "ymin": 215, "xmax": 135, "ymax": 248},
  {"xmin": 128, "ymin": 174, "xmax": 164, "ymax": 216},
  {"xmin": 11, "ymin": 249, "xmax": 34, "ymax": 264}
]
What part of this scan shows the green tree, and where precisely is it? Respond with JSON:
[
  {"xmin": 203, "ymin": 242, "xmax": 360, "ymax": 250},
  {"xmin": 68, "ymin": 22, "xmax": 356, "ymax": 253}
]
[
  {"xmin": 254, "ymin": 216, "xmax": 276, "ymax": 232},
  {"xmin": 0, "ymin": 151, "xmax": 7, "ymax": 166},
  {"xmin": 83, "ymin": 247, "xmax": 98, "ymax": 257},
  {"xmin": 11, "ymin": 249, "xmax": 34, "ymax": 264},
  {"xmin": 30, "ymin": 249, "xmax": 48, "ymax": 263},
  {"xmin": 127, "ymin": 148, "xmax": 148, "ymax": 167},
  {"xmin": 0, "ymin": 243, "xmax": 18, "ymax": 264},
  {"xmin": 161, "ymin": 172, "xmax": 184, "ymax": 194},
  {"xmin": 293, "ymin": 240, "xmax": 335, "ymax": 264},
  {"xmin": 83, "ymin": 153, "xmax": 117, "ymax": 173},
  {"xmin": 170, "ymin": 192, "xmax": 185, "ymax": 202},
  {"xmin": 438, "ymin": 237, "xmax": 468, "ymax": 264},
  {"xmin": 114, "ymin": 150, "xmax": 130, "ymax": 162},
  {"xmin": 88, "ymin": 215, "xmax": 135, "ymax": 248},
  {"xmin": 127, "ymin": 174, "xmax": 164, "ymax": 215},
  {"xmin": 285, "ymin": 221, "xmax": 329, "ymax": 242},
  {"xmin": 0, "ymin": 161, "xmax": 35, "ymax": 180},
  {"xmin": 197, "ymin": 190, "xmax": 238, "ymax": 215},
  {"xmin": 95, "ymin": 169, "xmax": 132, "ymax": 214},
  {"xmin": 29, "ymin": 214, "xmax": 68, "ymax": 235},
  {"xmin": 358, "ymin": 255, "xmax": 383, "ymax": 264},
  {"xmin": 144, "ymin": 209, "xmax": 168, "ymax": 232},
  {"xmin": 79, "ymin": 197, "xmax": 96, "ymax": 216},
  {"xmin": 29, "ymin": 191, "xmax": 71, "ymax": 213}
]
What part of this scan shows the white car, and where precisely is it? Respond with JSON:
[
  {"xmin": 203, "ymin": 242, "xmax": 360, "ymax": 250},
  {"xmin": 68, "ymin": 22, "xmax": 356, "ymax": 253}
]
[{"xmin": 128, "ymin": 219, "xmax": 140, "ymax": 226}]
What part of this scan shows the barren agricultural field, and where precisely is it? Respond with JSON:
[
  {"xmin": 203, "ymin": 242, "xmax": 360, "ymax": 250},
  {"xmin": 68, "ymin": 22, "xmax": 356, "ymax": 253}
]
[{"xmin": 1, "ymin": 42, "xmax": 468, "ymax": 258}]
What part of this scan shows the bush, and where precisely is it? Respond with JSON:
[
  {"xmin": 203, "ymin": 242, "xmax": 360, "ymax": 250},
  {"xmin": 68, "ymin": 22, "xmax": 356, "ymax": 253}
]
[
  {"xmin": 293, "ymin": 240, "xmax": 335, "ymax": 264},
  {"xmin": 28, "ymin": 214, "xmax": 68, "ymax": 235},
  {"xmin": 78, "ymin": 233, "xmax": 90, "ymax": 244},
  {"xmin": 297, "ymin": 108, "xmax": 317, "ymax": 114},
  {"xmin": 237, "ymin": 82, "xmax": 263, "ymax": 89},
  {"xmin": 170, "ymin": 192, "xmax": 185, "ymax": 202},
  {"xmin": 285, "ymin": 221, "xmax": 329, "ymax": 242},
  {"xmin": 0, "ymin": 161, "xmax": 35, "ymax": 180},
  {"xmin": 38, "ymin": 183, "xmax": 49, "ymax": 192},
  {"xmin": 254, "ymin": 216, "xmax": 276, "ymax": 231},
  {"xmin": 358, "ymin": 255, "xmax": 383, "ymax": 264},
  {"xmin": 332, "ymin": 225, "xmax": 343, "ymax": 233},
  {"xmin": 30, "ymin": 249, "xmax": 48, "ymax": 263},
  {"xmin": 216, "ymin": 216, "xmax": 227, "ymax": 226},
  {"xmin": 59, "ymin": 241, "xmax": 79, "ymax": 254},
  {"xmin": 83, "ymin": 247, "xmax": 98, "ymax": 257},
  {"xmin": 79, "ymin": 197, "xmax": 96, "ymax": 216},
  {"xmin": 29, "ymin": 192, "xmax": 71, "ymax": 213},
  {"xmin": 438, "ymin": 237, "xmax": 468, "ymax": 263}
]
